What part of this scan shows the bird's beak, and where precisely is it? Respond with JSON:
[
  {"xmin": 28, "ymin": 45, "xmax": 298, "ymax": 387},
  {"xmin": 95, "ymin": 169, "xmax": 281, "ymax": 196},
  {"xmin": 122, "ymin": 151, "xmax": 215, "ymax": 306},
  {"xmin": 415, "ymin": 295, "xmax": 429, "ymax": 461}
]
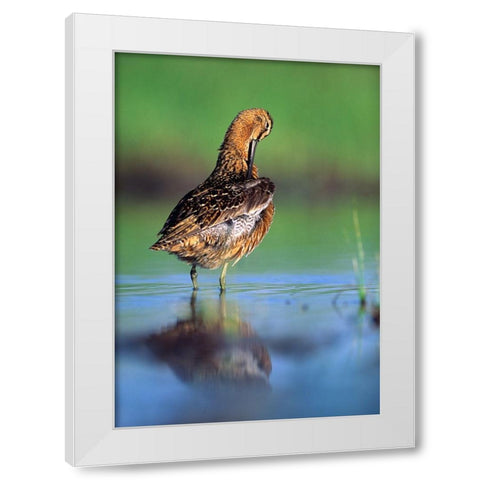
[{"xmin": 247, "ymin": 139, "xmax": 258, "ymax": 179}]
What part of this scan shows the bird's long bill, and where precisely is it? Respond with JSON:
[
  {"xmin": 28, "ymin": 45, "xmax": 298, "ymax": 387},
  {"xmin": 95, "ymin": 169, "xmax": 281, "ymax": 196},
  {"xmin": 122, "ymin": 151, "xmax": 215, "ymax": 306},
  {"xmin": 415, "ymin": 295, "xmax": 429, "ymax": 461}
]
[{"xmin": 247, "ymin": 139, "xmax": 258, "ymax": 179}]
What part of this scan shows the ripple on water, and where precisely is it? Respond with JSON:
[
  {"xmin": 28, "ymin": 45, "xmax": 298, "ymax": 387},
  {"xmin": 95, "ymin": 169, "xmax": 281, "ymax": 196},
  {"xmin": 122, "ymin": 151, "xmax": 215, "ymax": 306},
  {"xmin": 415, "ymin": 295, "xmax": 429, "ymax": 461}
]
[{"xmin": 115, "ymin": 270, "xmax": 380, "ymax": 427}]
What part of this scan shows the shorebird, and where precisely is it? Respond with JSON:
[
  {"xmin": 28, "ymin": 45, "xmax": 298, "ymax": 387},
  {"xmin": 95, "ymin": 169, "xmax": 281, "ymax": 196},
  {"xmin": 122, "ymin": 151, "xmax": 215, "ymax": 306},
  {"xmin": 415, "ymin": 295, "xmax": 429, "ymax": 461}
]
[{"xmin": 150, "ymin": 108, "xmax": 275, "ymax": 291}]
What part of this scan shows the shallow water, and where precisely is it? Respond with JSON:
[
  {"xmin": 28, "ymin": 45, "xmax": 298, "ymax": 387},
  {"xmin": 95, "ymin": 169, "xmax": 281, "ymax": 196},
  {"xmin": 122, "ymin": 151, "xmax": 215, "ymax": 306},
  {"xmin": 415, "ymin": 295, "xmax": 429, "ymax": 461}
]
[{"xmin": 115, "ymin": 200, "xmax": 380, "ymax": 427}]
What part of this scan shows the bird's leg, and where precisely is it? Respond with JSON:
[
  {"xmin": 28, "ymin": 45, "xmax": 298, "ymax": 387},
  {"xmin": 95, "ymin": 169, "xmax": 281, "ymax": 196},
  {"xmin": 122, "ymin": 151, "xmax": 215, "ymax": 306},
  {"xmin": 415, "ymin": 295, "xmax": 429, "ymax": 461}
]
[
  {"xmin": 219, "ymin": 263, "xmax": 229, "ymax": 292},
  {"xmin": 190, "ymin": 265, "xmax": 199, "ymax": 291}
]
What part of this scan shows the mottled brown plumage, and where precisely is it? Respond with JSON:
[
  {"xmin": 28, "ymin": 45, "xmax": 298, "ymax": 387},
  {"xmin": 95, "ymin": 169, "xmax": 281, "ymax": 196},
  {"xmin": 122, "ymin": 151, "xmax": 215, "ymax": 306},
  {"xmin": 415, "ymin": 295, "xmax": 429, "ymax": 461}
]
[{"xmin": 150, "ymin": 108, "xmax": 275, "ymax": 290}]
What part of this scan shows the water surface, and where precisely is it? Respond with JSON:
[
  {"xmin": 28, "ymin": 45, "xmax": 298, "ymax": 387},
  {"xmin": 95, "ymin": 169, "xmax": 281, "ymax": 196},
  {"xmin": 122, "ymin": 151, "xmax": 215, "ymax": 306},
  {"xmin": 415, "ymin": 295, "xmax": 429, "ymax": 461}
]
[{"xmin": 115, "ymin": 200, "xmax": 380, "ymax": 427}]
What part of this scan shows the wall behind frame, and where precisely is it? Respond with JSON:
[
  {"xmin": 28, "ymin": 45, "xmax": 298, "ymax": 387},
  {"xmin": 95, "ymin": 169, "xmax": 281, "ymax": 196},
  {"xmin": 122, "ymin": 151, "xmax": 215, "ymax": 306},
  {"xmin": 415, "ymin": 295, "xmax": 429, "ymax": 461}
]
[{"xmin": 1, "ymin": 1, "xmax": 479, "ymax": 478}]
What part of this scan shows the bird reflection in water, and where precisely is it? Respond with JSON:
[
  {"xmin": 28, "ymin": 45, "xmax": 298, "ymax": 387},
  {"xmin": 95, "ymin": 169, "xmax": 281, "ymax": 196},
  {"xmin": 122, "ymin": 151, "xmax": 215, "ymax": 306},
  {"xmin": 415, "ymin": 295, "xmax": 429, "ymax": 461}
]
[{"xmin": 146, "ymin": 292, "xmax": 272, "ymax": 389}]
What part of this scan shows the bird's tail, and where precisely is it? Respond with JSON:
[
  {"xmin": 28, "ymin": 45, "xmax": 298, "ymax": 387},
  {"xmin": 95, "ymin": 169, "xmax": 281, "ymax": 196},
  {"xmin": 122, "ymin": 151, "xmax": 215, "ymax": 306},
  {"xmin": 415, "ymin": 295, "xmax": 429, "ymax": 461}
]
[{"xmin": 149, "ymin": 239, "xmax": 167, "ymax": 251}]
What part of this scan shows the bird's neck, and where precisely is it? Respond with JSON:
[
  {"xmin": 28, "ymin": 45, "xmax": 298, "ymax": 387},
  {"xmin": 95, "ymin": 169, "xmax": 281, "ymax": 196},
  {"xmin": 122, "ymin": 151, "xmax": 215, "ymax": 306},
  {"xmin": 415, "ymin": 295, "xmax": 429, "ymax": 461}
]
[{"xmin": 213, "ymin": 131, "xmax": 258, "ymax": 180}]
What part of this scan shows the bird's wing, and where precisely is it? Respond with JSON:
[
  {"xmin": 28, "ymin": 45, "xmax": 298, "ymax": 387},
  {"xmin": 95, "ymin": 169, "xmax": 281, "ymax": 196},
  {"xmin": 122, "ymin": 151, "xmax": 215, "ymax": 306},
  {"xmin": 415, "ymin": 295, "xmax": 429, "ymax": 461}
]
[{"xmin": 157, "ymin": 178, "xmax": 275, "ymax": 243}]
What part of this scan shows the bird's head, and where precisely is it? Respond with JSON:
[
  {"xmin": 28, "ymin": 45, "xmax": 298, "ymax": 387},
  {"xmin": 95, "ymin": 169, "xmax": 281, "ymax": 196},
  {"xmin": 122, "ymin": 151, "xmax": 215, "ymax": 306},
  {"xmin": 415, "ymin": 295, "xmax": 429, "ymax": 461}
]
[{"xmin": 237, "ymin": 108, "xmax": 273, "ymax": 142}]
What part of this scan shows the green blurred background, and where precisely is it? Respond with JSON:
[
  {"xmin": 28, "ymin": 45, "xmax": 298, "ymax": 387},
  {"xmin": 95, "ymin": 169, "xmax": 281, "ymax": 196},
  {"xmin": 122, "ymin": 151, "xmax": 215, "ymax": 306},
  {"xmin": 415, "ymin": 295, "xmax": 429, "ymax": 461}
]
[
  {"xmin": 115, "ymin": 53, "xmax": 379, "ymax": 201},
  {"xmin": 114, "ymin": 53, "xmax": 380, "ymax": 277}
]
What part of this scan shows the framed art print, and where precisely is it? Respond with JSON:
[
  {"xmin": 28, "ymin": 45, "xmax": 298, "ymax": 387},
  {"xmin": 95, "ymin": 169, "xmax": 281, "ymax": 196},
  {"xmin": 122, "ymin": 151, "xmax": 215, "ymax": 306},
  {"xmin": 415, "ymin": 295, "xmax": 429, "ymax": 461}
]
[{"xmin": 66, "ymin": 14, "xmax": 415, "ymax": 466}]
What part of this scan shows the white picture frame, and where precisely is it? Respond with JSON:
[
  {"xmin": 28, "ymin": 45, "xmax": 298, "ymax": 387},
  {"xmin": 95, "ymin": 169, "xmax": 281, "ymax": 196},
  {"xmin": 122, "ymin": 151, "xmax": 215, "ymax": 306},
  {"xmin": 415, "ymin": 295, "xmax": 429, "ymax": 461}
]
[{"xmin": 66, "ymin": 13, "xmax": 415, "ymax": 467}]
